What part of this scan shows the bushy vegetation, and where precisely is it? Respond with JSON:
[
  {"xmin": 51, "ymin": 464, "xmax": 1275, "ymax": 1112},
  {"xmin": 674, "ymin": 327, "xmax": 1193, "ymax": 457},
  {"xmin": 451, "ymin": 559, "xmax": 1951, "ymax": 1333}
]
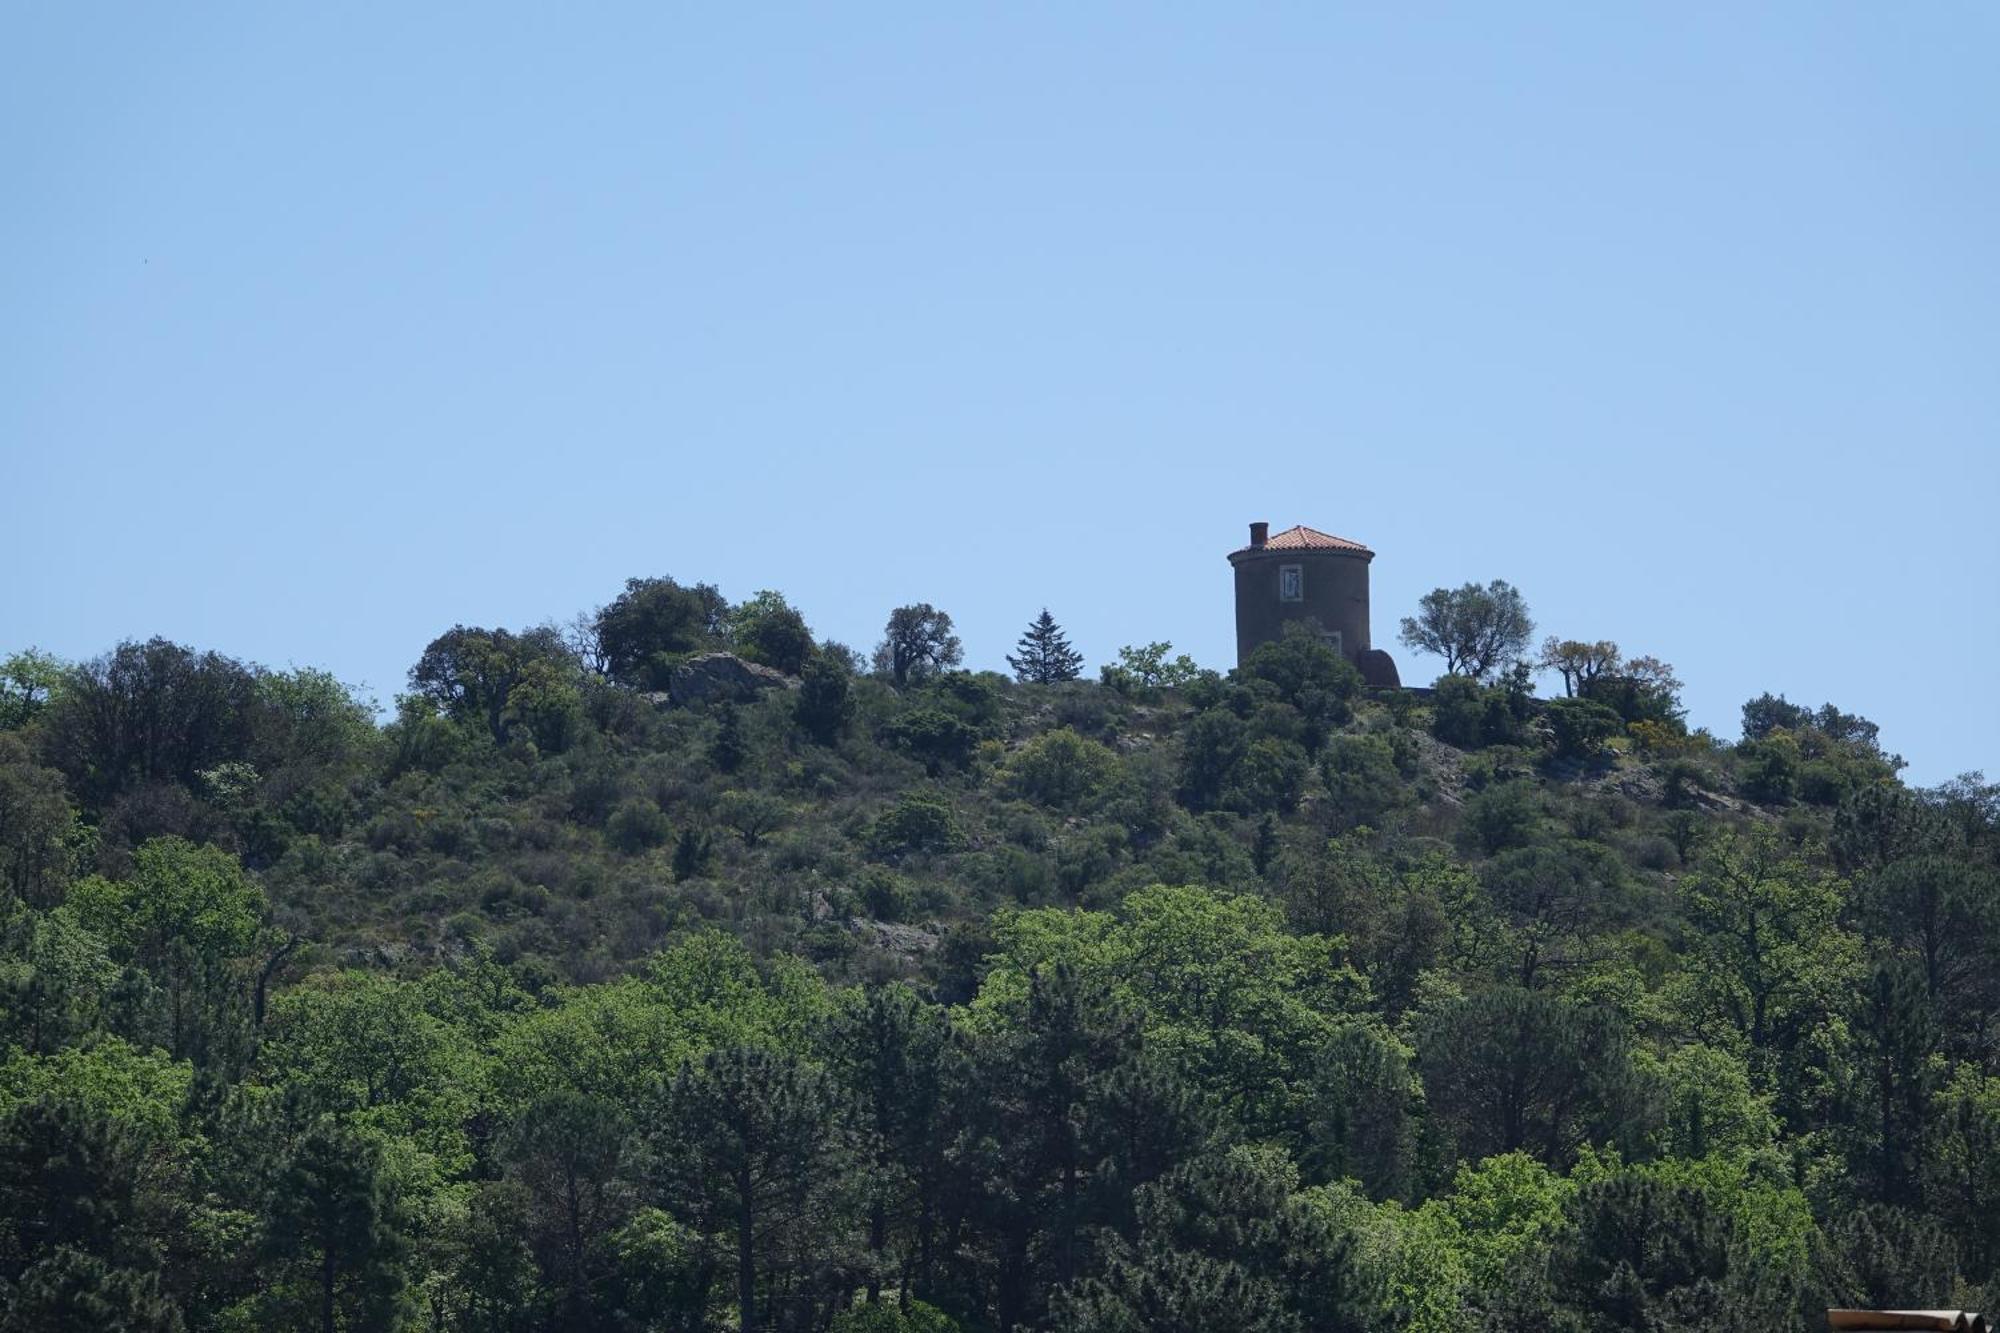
[{"xmin": 1, "ymin": 578, "xmax": 1995, "ymax": 1332}]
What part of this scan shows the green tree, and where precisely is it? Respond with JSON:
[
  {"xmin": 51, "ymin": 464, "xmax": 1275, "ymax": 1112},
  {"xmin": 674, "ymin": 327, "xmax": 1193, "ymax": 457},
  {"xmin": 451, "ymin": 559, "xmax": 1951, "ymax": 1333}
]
[
  {"xmin": 880, "ymin": 708, "xmax": 980, "ymax": 776},
  {"xmin": 64, "ymin": 837, "xmax": 265, "ymax": 1064},
  {"xmin": 40, "ymin": 639, "xmax": 260, "ymax": 807},
  {"xmin": 1458, "ymin": 780, "xmax": 1542, "ymax": 856},
  {"xmin": 709, "ymin": 702, "xmax": 748, "ymax": 774},
  {"xmin": 1544, "ymin": 697, "xmax": 1623, "ymax": 761},
  {"xmin": 1317, "ymin": 734, "xmax": 1409, "ymax": 833},
  {"xmin": 729, "ymin": 591, "xmax": 815, "ymax": 675},
  {"xmin": 795, "ymin": 655, "xmax": 855, "ymax": 745},
  {"xmin": 594, "ymin": 576, "xmax": 730, "ymax": 690},
  {"xmin": 0, "ymin": 1098, "xmax": 169, "ymax": 1304},
  {"xmin": 1176, "ymin": 709, "xmax": 1247, "ymax": 813},
  {"xmin": 717, "ymin": 791, "xmax": 786, "ymax": 847},
  {"xmin": 0, "ymin": 733, "xmax": 77, "ymax": 907},
  {"xmin": 1416, "ymin": 988, "xmax": 1649, "ymax": 1167},
  {"xmin": 659, "ymin": 1045, "xmax": 862, "ymax": 1333},
  {"xmin": 0, "ymin": 649, "xmax": 66, "ymax": 732},
  {"xmin": 1237, "ymin": 626, "xmax": 1361, "ymax": 751},
  {"xmin": 869, "ymin": 794, "xmax": 963, "ymax": 857},
  {"xmin": 1, "ymin": 1244, "xmax": 183, "ymax": 1333},
  {"xmin": 258, "ymin": 1120, "xmax": 412, "ymax": 1333},
  {"xmin": 1481, "ymin": 840, "xmax": 1629, "ymax": 990},
  {"xmin": 1008, "ymin": 610, "xmax": 1085, "ymax": 684},
  {"xmin": 505, "ymin": 1091, "xmax": 641, "ymax": 1329},
  {"xmin": 1051, "ymin": 1149, "xmax": 1361, "ymax": 1333},
  {"xmin": 407, "ymin": 625, "xmax": 575, "ymax": 745},
  {"xmin": 1003, "ymin": 729, "xmax": 1119, "ymax": 812},
  {"xmin": 1429, "ymin": 673, "xmax": 1533, "ymax": 750},
  {"xmin": 1398, "ymin": 581, "xmax": 1534, "ymax": 682},
  {"xmin": 960, "ymin": 964, "xmax": 1198, "ymax": 1332},
  {"xmin": 873, "ymin": 605, "xmax": 962, "ymax": 688},
  {"xmin": 1302, "ymin": 1022, "xmax": 1418, "ymax": 1198},
  {"xmin": 1853, "ymin": 854, "xmax": 2000, "ymax": 1053},
  {"xmin": 1671, "ymin": 831, "xmax": 1858, "ymax": 1073},
  {"xmin": 1542, "ymin": 1174, "xmax": 1774, "ymax": 1333},
  {"xmin": 1841, "ymin": 960, "xmax": 1939, "ymax": 1208},
  {"xmin": 1537, "ymin": 638, "xmax": 1621, "ymax": 698},
  {"xmin": 823, "ymin": 985, "xmax": 965, "ymax": 1303},
  {"xmin": 1100, "ymin": 643, "xmax": 1200, "ymax": 700}
]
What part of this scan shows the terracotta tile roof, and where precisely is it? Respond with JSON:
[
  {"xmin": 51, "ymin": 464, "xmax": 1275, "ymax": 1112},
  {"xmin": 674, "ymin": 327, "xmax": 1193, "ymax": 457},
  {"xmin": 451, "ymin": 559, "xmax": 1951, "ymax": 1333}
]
[{"xmin": 1244, "ymin": 525, "xmax": 1372, "ymax": 554}]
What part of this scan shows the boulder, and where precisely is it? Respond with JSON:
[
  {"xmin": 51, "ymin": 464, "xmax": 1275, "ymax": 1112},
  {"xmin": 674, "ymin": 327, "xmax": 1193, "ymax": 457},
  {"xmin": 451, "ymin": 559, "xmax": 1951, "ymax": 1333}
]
[{"xmin": 667, "ymin": 653, "xmax": 798, "ymax": 706}]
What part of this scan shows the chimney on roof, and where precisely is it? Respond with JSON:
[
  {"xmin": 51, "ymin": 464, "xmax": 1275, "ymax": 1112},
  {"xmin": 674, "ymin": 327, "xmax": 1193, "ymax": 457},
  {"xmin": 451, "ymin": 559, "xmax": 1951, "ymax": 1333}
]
[{"xmin": 1249, "ymin": 521, "xmax": 1268, "ymax": 549}]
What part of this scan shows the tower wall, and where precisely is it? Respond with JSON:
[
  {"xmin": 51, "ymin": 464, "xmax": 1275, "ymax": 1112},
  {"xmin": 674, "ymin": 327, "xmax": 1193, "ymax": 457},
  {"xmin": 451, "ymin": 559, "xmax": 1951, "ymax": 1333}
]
[{"xmin": 1229, "ymin": 546, "xmax": 1373, "ymax": 667}]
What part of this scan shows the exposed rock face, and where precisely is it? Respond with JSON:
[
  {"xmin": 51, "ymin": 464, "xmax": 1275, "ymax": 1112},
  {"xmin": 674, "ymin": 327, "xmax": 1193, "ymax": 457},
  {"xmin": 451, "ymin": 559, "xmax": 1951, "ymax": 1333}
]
[
  {"xmin": 667, "ymin": 653, "xmax": 798, "ymax": 706},
  {"xmin": 1356, "ymin": 648, "xmax": 1402, "ymax": 689}
]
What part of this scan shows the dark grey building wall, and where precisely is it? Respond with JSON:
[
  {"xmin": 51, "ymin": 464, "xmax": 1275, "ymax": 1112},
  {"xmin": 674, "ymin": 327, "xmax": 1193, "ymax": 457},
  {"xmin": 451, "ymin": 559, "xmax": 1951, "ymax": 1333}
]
[{"xmin": 1229, "ymin": 548, "xmax": 1372, "ymax": 667}]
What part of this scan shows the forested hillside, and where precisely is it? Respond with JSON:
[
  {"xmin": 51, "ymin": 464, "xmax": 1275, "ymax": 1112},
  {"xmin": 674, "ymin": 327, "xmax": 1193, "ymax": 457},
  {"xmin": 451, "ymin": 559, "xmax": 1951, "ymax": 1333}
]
[{"xmin": 2, "ymin": 574, "xmax": 1996, "ymax": 1332}]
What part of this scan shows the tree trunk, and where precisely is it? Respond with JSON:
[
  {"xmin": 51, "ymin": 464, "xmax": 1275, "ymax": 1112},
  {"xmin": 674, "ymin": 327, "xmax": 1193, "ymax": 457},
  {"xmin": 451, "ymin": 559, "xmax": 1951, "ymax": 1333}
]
[
  {"xmin": 321, "ymin": 1241, "xmax": 337, "ymax": 1333},
  {"xmin": 738, "ymin": 1161, "xmax": 756, "ymax": 1332}
]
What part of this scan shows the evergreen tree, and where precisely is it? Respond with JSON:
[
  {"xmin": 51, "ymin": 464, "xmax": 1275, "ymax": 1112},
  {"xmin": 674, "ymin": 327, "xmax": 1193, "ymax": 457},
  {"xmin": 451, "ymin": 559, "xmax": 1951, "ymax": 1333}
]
[
  {"xmin": 2, "ymin": 1247, "xmax": 182, "ymax": 1333},
  {"xmin": 0, "ymin": 1097, "xmax": 170, "ymax": 1324},
  {"xmin": 1008, "ymin": 610, "xmax": 1085, "ymax": 684},
  {"xmin": 710, "ymin": 703, "xmax": 747, "ymax": 774},
  {"xmin": 824, "ymin": 984, "xmax": 966, "ymax": 1304},
  {"xmin": 504, "ymin": 1091, "xmax": 640, "ymax": 1330},
  {"xmin": 259, "ymin": 1120, "xmax": 412, "ymax": 1333},
  {"xmin": 795, "ymin": 655, "xmax": 855, "ymax": 745},
  {"xmin": 659, "ymin": 1046, "xmax": 865, "ymax": 1333}
]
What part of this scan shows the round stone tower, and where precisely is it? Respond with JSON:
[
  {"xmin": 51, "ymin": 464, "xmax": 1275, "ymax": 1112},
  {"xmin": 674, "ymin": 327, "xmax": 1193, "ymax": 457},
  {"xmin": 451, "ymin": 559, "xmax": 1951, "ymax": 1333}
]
[{"xmin": 1227, "ymin": 522, "xmax": 1400, "ymax": 686}]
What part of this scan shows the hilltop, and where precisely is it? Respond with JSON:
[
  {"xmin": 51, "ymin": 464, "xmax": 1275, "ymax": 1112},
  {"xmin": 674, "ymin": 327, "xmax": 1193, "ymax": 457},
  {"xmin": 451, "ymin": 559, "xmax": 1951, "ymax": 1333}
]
[{"xmin": 0, "ymin": 576, "xmax": 1994, "ymax": 1332}]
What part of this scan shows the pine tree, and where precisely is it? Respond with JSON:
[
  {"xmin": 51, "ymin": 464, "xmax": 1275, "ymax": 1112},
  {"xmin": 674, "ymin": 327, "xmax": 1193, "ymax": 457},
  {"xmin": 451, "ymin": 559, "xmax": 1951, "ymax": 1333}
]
[
  {"xmin": 259, "ymin": 1120, "xmax": 411, "ymax": 1333},
  {"xmin": 1008, "ymin": 610, "xmax": 1084, "ymax": 684},
  {"xmin": 661, "ymin": 1046, "xmax": 864, "ymax": 1333}
]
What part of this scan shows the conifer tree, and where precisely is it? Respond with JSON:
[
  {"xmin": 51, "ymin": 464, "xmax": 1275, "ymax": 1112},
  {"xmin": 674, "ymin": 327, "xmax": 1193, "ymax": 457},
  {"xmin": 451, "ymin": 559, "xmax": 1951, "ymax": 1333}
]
[{"xmin": 1008, "ymin": 610, "xmax": 1084, "ymax": 684}]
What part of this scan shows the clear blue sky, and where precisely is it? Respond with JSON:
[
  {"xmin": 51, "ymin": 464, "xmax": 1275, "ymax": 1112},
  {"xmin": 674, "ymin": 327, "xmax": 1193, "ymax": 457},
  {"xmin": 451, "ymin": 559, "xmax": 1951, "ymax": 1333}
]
[{"xmin": 5, "ymin": 5, "xmax": 1995, "ymax": 784}]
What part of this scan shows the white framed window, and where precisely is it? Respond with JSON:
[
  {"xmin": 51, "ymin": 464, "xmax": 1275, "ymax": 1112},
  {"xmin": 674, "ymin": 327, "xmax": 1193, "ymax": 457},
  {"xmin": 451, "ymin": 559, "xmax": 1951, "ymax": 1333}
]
[{"xmin": 1279, "ymin": 565, "xmax": 1303, "ymax": 602}]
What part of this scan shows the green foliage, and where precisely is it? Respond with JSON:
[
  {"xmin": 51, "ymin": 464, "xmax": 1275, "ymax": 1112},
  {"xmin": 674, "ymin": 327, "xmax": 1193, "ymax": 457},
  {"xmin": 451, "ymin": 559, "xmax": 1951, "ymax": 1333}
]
[
  {"xmin": 0, "ymin": 649, "xmax": 66, "ymax": 732},
  {"xmin": 1459, "ymin": 779, "xmax": 1542, "ymax": 855},
  {"xmin": 1429, "ymin": 671, "xmax": 1534, "ymax": 749},
  {"xmin": 881, "ymin": 708, "xmax": 980, "ymax": 775},
  {"xmin": 1319, "ymin": 733, "xmax": 1409, "ymax": 832},
  {"xmin": 795, "ymin": 653, "xmax": 856, "ymax": 744},
  {"xmin": 408, "ymin": 624, "xmax": 578, "ymax": 747},
  {"xmin": 1399, "ymin": 580, "xmax": 1534, "ymax": 681},
  {"xmin": 593, "ymin": 576, "xmax": 728, "ymax": 690},
  {"xmin": 605, "ymin": 797, "xmax": 671, "ymax": 855},
  {"xmin": 0, "ymin": 733, "xmax": 78, "ymax": 906},
  {"xmin": 873, "ymin": 604, "xmax": 963, "ymax": 688},
  {"xmin": 1009, "ymin": 609, "xmax": 1085, "ymax": 684},
  {"xmin": 64, "ymin": 838, "xmax": 265, "ymax": 1063},
  {"xmin": 1237, "ymin": 622, "xmax": 1362, "ymax": 751},
  {"xmin": 729, "ymin": 590, "xmax": 815, "ymax": 674},
  {"xmin": 1416, "ymin": 987, "xmax": 1652, "ymax": 1167},
  {"xmin": 832, "ymin": 1299, "xmax": 960, "ymax": 1333},
  {"xmin": 256, "ymin": 1119, "xmax": 413, "ymax": 1330},
  {"xmin": 1100, "ymin": 642, "xmax": 1200, "ymax": 700},
  {"xmin": 661, "ymin": 1045, "xmax": 863, "ymax": 1332},
  {"xmin": 41, "ymin": 639, "xmax": 261, "ymax": 806},
  {"xmin": 6, "ymin": 587, "xmax": 1995, "ymax": 1331},
  {"xmin": 869, "ymin": 793, "xmax": 964, "ymax": 856},
  {"xmin": 1546, "ymin": 696, "xmax": 1623, "ymax": 760},
  {"xmin": 1003, "ymin": 728, "xmax": 1119, "ymax": 811}
]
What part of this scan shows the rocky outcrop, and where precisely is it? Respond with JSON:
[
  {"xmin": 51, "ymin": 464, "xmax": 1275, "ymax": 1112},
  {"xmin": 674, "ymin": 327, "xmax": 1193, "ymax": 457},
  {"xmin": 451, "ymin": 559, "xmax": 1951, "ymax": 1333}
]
[{"xmin": 666, "ymin": 653, "xmax": 798, "ymax": 706}]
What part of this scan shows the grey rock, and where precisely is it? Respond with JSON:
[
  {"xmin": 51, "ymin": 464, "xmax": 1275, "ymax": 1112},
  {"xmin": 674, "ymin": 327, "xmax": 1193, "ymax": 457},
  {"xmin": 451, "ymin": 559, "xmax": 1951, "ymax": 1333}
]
[{"xmin": 665, "ymin": 653, "xmax": 799, "ymax": 706}]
